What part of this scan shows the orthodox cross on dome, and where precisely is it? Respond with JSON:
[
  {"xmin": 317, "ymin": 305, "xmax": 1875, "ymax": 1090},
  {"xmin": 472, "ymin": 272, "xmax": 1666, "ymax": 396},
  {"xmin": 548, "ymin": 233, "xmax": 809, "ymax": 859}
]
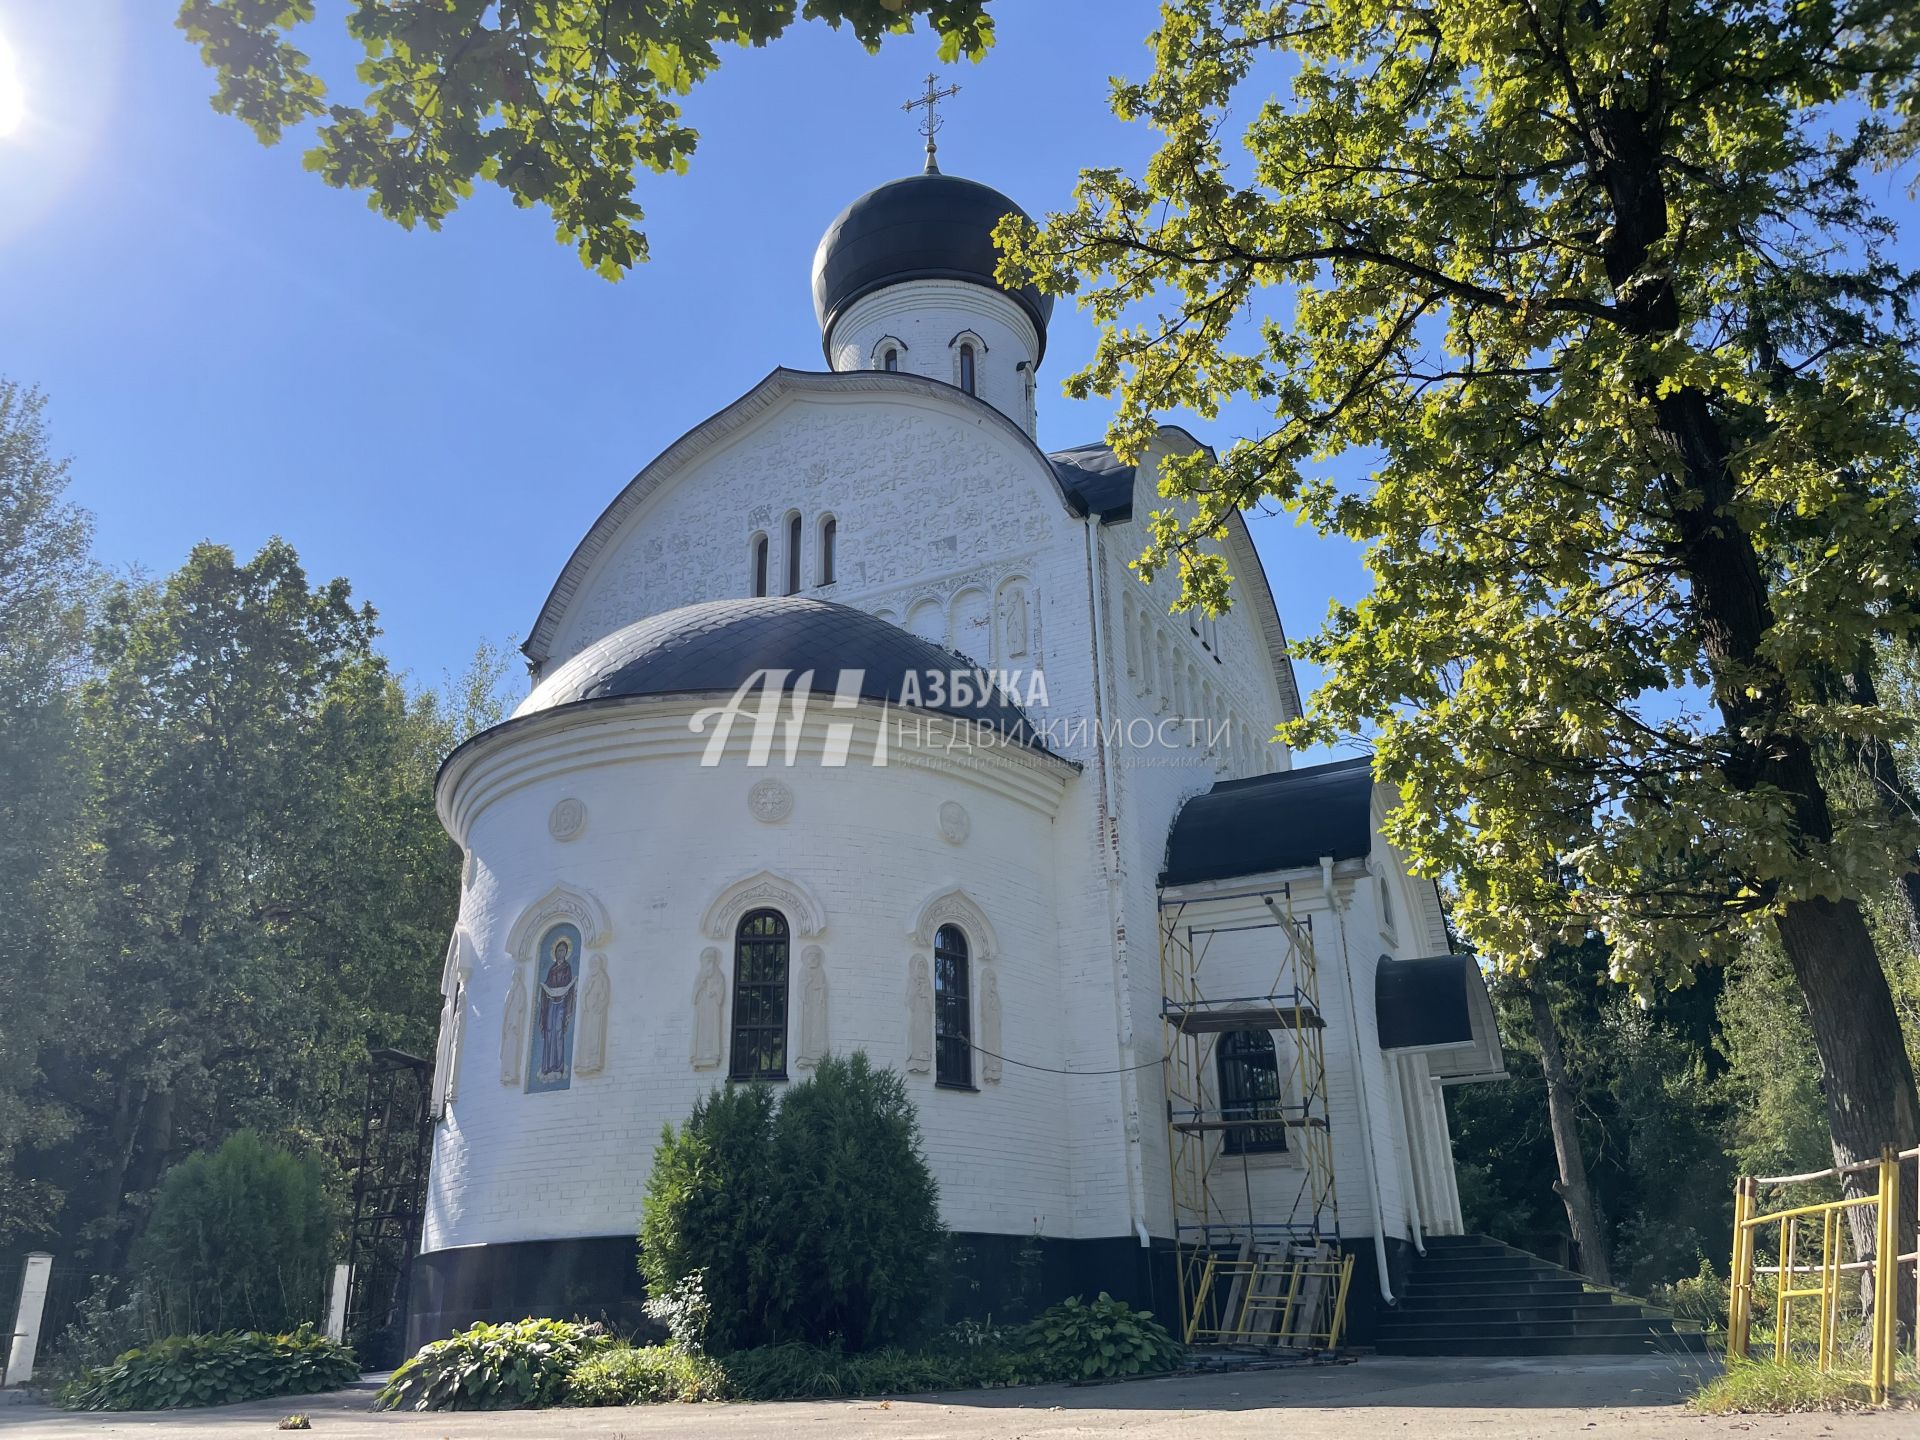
[{"xmin": 903, "ymin": 71, "xmax": 961, "ymax": 173}]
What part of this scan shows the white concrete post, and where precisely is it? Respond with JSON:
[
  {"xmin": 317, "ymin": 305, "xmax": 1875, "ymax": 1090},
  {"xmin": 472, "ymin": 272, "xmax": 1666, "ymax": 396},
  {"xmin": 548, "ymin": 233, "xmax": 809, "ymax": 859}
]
[
  {"xmin": 324, "ymin": 1263, "xmax": 351, "ymax": 1344},
  {"xmin": 5, "ymin": 1253, "xmax": 54, "ymax": 1386}
]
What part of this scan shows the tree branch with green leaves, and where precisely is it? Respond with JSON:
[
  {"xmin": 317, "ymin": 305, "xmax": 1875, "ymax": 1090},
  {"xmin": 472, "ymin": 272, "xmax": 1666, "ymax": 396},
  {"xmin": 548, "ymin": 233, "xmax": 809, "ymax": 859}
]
[
  {"xmin": 176, "ymin": 0, "xmax": 995, "ymax": 277},
  {"xmin": 997, "ymin": 0, "xmax": 1920, "ymax": 1272}
]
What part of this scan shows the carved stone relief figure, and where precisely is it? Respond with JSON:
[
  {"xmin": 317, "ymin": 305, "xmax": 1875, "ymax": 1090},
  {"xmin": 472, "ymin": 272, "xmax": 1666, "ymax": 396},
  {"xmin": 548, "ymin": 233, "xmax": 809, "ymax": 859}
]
[
  {"xmin": 981, "ymin": 967, "xmax": 1004, "ymax": 1084},
  {"xmin": 1001, "ymin": 586, "xmax": 1030, "ymax": 658},
  {"xmin": 907, "ymin": 953, "xmax": 934, "ymax": 1074},
  {"xmin": 692, "ymin": 947, "xmax": 727, "ymax": 1069},
  {"xmin": 797, "ymin": 945, "xmax": 828, "ymax": 1069},
  {"xmin": 500, "ymin": 965, "xmax": 527, "ymax": 1086},
  {"xmin": 433, "ymin": 986, "xmax": 458, "ymax": 1110},
  {"xmin": 576, "ymin": 954, "xmax": 611, "ymax": 1075}
]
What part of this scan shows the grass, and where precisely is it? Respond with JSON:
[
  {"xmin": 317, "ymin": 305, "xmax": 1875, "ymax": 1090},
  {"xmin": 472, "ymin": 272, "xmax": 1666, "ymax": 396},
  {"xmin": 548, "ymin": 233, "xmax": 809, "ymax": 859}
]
[{"xmin": 1689, "ymin": 1355, "xmax": 1919, "ymax": 1414}]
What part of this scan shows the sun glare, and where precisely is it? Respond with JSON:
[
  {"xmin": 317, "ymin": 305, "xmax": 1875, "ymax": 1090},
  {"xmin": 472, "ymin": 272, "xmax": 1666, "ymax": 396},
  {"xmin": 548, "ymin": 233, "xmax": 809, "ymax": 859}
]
[{"xmin": 0, "ymin": 30, "xmax": 25, "ymax": 138}]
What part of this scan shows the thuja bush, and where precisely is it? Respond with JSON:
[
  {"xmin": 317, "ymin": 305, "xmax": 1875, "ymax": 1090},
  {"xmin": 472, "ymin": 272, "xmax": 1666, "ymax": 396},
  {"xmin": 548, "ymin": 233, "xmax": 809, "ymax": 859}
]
[
  {"xmin": 135, "ymin": 1132, "xmax": 338, "ymax": 1336},
  {"xmin": 640, "ymin": 1052, "xmax": 945, "ymax": 1352},
  {"xmin": 62, "ymin": 1327, "xmax": 357, "ymax": 1412},
  {"xmin": 375, "ymin": 1319, "xmax": 612, "ymax": 1411}
]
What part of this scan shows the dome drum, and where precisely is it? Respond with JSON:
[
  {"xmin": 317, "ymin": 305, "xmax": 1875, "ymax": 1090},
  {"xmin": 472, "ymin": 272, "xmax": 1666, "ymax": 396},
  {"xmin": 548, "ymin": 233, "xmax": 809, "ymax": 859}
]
[{"xmin": 811, "ymin": 172, "xmax": 1054, "ymax": 360}]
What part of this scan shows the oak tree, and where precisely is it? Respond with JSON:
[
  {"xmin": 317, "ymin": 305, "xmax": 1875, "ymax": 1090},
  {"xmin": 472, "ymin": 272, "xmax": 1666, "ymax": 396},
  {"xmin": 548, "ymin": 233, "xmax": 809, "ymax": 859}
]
[
  {"xmin": 999, "ymin": 0, "xmax": 1920, "ymax": 1288},
  {"xmin": 176, "ymin": 0, "xmax": 993, "ymax": 277}
]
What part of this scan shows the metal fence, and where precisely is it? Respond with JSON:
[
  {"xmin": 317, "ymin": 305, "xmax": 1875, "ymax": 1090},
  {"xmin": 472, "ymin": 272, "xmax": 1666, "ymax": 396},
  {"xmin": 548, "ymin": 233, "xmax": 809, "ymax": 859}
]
[{"xmin": 1728, "ymin": 1145, "xmax": 1919, "ymax": 1406}]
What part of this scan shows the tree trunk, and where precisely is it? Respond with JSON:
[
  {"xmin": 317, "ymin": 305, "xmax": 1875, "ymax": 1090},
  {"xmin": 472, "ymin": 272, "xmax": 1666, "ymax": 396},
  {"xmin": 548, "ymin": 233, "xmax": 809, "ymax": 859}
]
[
  {"xmin": 1527, "ymin": 986, "xmax": 1613, "ymax": 1287},
  {"xmin": 1840, "ymin": 658, "xmax": 1920, "ymax": 950},
  {"xmin": 1585, "ymin": 96, "xmax": 1920, "ymax": 1331}
]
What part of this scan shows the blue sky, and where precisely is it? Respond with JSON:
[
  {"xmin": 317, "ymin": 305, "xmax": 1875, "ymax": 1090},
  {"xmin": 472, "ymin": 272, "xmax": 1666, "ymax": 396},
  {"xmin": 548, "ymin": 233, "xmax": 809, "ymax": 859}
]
[{"xmin": 0, "ymin": 0, "xmax": 1365, "ymax": 715}]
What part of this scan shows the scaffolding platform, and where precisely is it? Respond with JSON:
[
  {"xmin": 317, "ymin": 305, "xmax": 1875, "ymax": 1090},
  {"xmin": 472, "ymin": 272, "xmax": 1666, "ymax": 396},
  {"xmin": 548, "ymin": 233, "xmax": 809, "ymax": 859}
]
[
  {"xmin": 1162, "ymin": 999, "xmax": 1325, "ymax": 1033},
  {"xmin": 1159, "ymin": 884, "xmax": 1349, "ymax": 1351}
]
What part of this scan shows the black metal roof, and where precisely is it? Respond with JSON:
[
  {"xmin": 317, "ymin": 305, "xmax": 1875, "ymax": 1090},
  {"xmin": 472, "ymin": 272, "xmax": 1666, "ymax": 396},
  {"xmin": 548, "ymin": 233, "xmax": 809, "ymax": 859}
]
[
  {"xmin": 1047, "ymin": 442, "xmax": 1136, "ymax": 521},
  {"xmin": 811, "ymin": 171, "xmax": 1055, "ymax": 353},
  {"xmin": 1159, "ymin": 755, "xmax": 1376, "ymax": 886},
  {"xmin": 1376, "ymin": 956, "xmax": 1476, "ymax": 1050},
  {"xmin": 510, "ymin": 596, "xmax": 1047, "ymax": 749}
]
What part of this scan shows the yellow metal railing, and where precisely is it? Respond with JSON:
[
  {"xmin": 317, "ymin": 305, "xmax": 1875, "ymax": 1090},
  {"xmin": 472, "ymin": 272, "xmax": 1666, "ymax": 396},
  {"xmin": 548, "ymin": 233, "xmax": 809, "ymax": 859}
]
[
  {"xmin": 1728, "ymin": 1146, "xmax": 1917, "ymax": 1405},
  {"xmin": 1183, "ymin": 1248, "xmax": 1355, "ymax": 1349}
]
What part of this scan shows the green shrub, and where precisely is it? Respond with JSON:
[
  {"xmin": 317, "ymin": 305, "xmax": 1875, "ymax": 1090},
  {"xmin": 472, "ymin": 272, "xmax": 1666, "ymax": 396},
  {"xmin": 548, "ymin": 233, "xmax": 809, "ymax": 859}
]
[
  {"xmin": 641, "ymin": 1052, "xmax": 945, "ymax": 1352},
  {"xmin": 566, "ymin": 1344, "xmax": 729, "ymax": 1405},
  {"xmin": 1019, "ymin": 1294, "xmax": 1183, "ymax": 1380},
  {"xmin": 640, "ymin": 1083, "xmax": 777, "ymax": 1353},
  {"xmin": 374, "ymin": 1319, "xmax": 611, "ymax": 1411},
  {"xmin": 61, "ymin": 1326, "xmax": 358, "ymax": 1412},
  {"xmin": 1653, "ymin": 1257, "xmax": 1729, "ymax": 1331},
  {"xmin": 565, "ymin": 1340, "xmax": 1029, "ymax": 1405},
  {"xmin": 135, "ymin": 1132, "xmax": 338, "ymax": 1336},
  {"xmin": 41, "ymin": 1276, "xmax": 161, "ymax": 1388}
]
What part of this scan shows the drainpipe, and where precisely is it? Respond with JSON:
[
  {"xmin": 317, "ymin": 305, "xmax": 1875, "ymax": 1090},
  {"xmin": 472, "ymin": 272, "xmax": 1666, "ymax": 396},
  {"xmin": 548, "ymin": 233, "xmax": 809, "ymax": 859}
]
[
  {"xmin": 1393, "ymin": 1056, "xmax": 1428, "ymax": 1257},
  {"xmin": 1083, "ymin": 515, "xmax": 1152, "ymax": 1249},
  {"xmin": 1323, "ymin": 854, "xmax": 1395, "ymax": 1305}
]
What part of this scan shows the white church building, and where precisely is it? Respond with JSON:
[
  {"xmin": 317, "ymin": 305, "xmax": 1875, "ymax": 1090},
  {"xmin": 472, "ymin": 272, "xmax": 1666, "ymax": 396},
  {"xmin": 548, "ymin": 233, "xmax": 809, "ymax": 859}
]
[{"xmin": 410, "ymin": 153, "xmax": 1504, "ymax": 1349}]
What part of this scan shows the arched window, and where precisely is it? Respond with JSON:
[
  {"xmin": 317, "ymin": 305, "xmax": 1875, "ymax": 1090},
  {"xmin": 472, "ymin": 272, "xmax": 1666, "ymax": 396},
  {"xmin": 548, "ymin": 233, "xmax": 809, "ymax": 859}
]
[
  {"xmin": 1217, "ymin": 1030, "xmax": 1287, "ymax": 1155},
  {"xmin": 729, "ymin": 909, "xmax": 789, "ymax": 1080},
  {"xmin": 934, "ymin": 923, "xmax": 972, "ymax": 1088},
  {"xmin": 883, "ymin": 347, "xmax": 900, "ymax": 371},
  {"xmin": 785, "ymin": 513, "xmax": 803, "ymax": 595},
  {"xmin": 958, "ymin": 343, "xmax": 977, "ymax": 396},
  {"xmin": 819, "ymin": 515, "xmax": 837, "ymax": 585},
  {"xmin": 751, "ymin": 533, "xmax": 769, "ymax": 598}
]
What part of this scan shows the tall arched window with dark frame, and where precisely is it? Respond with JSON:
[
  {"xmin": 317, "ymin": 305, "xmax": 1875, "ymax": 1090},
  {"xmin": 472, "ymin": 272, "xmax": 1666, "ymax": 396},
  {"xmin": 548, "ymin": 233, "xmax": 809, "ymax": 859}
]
[
  {"xmin": 819, "ymin": 516, "xmax": 837, "ymax": 586},
  {"xmin": 958, "ymin": 342, "xmax": 977, "ymax": 396},
  {"xmin": 729, "ymin": 909, "xmax": 789, "ymax": 1081},
  {"xmin": 785, "ymin": 513, "xmax": 802, "ymax": 595},
  {"xmin": 750, "ymin": 533, "xmax": 769, "ymax": 598},
  {"xmin": 934, "ymin": 923, "xmax": 972, "ymax": 1088}
]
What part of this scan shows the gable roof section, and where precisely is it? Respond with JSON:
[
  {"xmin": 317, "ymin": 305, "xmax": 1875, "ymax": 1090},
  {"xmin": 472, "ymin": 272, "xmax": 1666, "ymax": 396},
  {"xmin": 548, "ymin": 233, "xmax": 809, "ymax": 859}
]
[
  {"xmin": 524, "ymin": 368, "xmax": 1074, "ymax": 670},
  {"xmin": 1160, "ymin": 755, "xmax": 1375, "ymax": 886},
  {"xmin": 523, "ymin": 375, "xmax": 1300, "ymax": 724}
]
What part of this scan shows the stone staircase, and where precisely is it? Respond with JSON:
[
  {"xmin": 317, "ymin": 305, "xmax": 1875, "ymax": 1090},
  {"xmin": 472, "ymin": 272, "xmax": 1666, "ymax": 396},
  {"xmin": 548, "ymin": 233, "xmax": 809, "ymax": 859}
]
[{"xmin": 1372, "ymin": 1233, "xmax": 1708, "ymax": 1356}]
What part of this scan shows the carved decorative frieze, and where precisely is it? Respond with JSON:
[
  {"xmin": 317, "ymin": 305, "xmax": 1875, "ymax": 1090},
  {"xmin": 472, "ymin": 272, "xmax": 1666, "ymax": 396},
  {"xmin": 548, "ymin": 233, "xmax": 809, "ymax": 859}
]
[{"xmin": 700, "ymin": 869, "xmax": 827, "ymax": 940}]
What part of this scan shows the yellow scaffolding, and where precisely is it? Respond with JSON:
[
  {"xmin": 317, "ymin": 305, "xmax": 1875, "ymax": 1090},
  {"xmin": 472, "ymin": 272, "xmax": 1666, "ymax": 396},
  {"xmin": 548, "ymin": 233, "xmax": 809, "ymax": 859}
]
[{"xmin": 1159, "ymin": 884, "xmax": 1350, "ymax": 1349}]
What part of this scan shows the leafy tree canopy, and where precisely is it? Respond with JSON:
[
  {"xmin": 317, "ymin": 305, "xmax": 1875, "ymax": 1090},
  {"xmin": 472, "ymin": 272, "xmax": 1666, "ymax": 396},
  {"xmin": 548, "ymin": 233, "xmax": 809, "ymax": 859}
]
[
  {"xmin": 1000, "ymin": 0, "xmax": 1920, "ymax": 982},
  {"xmin": 176, "ymin": 0, "xmax": 995, "ymax": 277}
]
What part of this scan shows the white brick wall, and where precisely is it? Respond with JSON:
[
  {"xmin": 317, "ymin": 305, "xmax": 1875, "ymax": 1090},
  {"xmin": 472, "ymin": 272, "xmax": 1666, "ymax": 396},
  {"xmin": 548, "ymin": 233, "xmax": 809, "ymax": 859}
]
[{"xmin": 422, "ymin": 361, "xmax": 1435, "ymax": 1272}]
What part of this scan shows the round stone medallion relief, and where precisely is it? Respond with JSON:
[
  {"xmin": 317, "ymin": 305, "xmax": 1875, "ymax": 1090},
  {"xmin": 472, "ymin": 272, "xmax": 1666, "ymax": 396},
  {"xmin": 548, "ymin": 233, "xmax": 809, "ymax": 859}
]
[
  {"xmin": 548, "ymin": 797, "xmax": 588, "ymax": 843},
  {"xmin": 937, "ymin": 800, "xmax": 971, "ymax": 845},
  {"xmin": 748, "ymin": 777, "xmax": 795, "ymax": 824}
]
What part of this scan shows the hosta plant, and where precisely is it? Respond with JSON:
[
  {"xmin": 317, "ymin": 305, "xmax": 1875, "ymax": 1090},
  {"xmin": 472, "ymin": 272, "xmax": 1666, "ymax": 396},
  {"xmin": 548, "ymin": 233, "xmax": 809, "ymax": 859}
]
[
  {"xmin": 62, "ymin": 1326, "xmax": 358, "ymax": 1412},
  {"xmin": 1020, "ymin": 1294, "xmax": 1183, "ymax": 1380},
  {"xmin": 375, "ymin": 1318, "xmax": 611, "ymax": 1411}
]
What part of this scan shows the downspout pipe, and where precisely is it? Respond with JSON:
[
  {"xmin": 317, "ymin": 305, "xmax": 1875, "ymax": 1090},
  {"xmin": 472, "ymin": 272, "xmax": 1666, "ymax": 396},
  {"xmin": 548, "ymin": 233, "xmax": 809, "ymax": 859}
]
[
  {"xmin": 1394, "ymin": 1056, "xmax": 1428, "ymax": 1257},
  {"xmin": 1083, "ymin": 514, "xmax": 1152, "ymax": 1252},
  {"xmin": 1323, "ymin": 854, "xmax": 1395, "ymax": 1306}
]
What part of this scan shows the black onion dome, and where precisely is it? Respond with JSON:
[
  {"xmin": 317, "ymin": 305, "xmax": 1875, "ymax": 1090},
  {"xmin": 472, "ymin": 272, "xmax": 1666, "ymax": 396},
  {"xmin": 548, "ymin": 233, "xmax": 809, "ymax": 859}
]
[
  {"xmin": 811, "ymin": 171, "xmax": 1054, "ymax": 353},
  {"xmin": 514, "ymin": 597, "xmax": 1046, "ymax": 748}
]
